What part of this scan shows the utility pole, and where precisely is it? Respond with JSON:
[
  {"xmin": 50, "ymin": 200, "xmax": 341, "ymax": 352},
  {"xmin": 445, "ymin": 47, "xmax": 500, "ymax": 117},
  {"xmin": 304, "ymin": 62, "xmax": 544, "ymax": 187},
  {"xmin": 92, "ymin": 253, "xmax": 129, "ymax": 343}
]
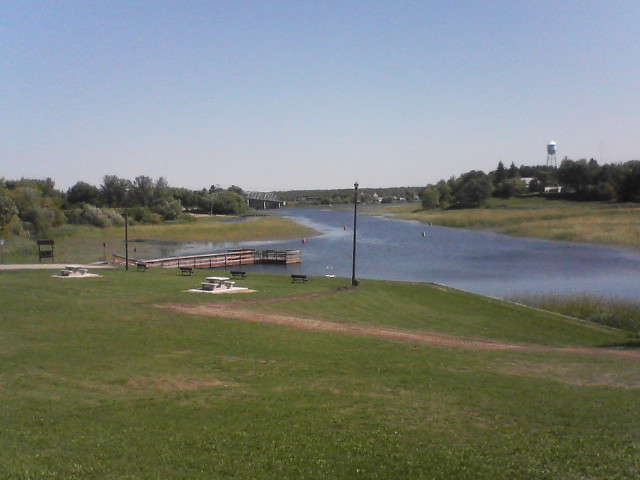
[
  {"xmin": 351, "ymin": 182, "xmax": 359, "ymax": 286},
  {"xmin": 124, "ymin": 213, "xmax": 129, "ymax": 271}
]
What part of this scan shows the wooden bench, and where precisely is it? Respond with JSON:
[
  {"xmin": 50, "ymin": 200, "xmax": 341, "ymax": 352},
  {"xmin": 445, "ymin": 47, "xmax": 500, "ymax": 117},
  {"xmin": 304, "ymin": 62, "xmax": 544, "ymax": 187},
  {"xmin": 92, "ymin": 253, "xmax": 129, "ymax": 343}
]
[
  {"xmin": 179, "ymin": 266, "xmax": 194, "ymax": 276},
  {"xmin": 136, "ymin": 262, "xmax": 148, "ymax": 272},
  {"xmin": 291, "ymin": 274, "xmax": 308, "ymax": 283},
  {"xmin": 230, "ymin": 270, "xmax": 247, "ymax": 279}
]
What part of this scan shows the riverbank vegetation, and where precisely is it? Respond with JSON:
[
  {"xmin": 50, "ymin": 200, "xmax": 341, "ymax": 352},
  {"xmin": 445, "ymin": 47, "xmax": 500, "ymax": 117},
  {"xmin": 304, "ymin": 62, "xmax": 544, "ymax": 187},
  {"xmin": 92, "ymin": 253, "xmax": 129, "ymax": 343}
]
[
  {"xmin": 1, "ymin": 215, "xmax": 317, "ymax": 264},
  {"xmin": 419, "ymin": 159, "xmax": 640, "ymax": 211},
  {"xmin": 1, "ymin": 269, "xmax": 638, "ymax": 479},
  {"xmin": 392, "ymin": 196, "xmax": 640, "ymax": 249},
  {"xmin": 510, "ymin": 293, "xmax": 640, "ymax": 336},
  {"xmin": 0, "ymin": 176, "xmax": 251, "ymax": 240},
  {"xmin": 276, "ymin": 186, "xmax": 420, "ymax": 206},
  {"xmin": 0, "ymin": 176, "xmax": 321, "ymax": 264}
]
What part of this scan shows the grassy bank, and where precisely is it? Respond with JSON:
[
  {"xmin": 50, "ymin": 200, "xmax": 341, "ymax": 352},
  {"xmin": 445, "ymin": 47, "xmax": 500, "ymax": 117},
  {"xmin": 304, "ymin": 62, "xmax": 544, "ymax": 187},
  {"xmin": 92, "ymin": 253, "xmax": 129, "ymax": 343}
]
[
  {"xmin": 1, "ymin": 268, "xmax": 638, "ymax": 479},
  {"xmin": 1, "ymin": 215, "xmax": 318, "ymax": 264},
  {"xmin": 511, "ymin": 294, "xmax": 640, "ymax": 336},
  {"xmin": 390, "ymin": 197, "xmax": 640, "ymax": 249}
]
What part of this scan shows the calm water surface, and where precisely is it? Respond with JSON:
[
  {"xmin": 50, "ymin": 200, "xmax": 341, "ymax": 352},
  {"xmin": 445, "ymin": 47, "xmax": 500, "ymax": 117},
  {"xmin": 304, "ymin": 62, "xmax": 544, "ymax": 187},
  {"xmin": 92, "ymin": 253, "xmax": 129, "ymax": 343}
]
[{"xmin": 168, "ymin": 207, "xmax": 640, "ymax": 301}]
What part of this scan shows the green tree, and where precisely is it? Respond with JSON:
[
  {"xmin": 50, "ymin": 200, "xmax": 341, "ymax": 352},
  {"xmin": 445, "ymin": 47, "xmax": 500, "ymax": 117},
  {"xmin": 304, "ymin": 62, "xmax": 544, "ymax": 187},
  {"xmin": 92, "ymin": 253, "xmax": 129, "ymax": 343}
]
[
  {"xmin": 101, "ymin": 176, "xmax": 132, "ymax": 207},
  {"xmin": 67, "ymin": 181, "xmax": 101, "ymax": 205},
  {"xmin": 454, "ymin": 174, "xmax": 494, "ymax": 206},
  {"xmin": 0, "ymin": 180, "xmax": 21, "ymax": 235},
  {"xmin": 420, "ymin": 187, "xmax": 440, "ymax": 209},
  {"xmin": 132, "ymin": 175, "xmax": 155, "ymax": 207},
  {"xmin": 493, "ymin": 161, "xmax": 507, "ymax": 186},
  {"xmin": 210, "ymin": 191, "xmax": 248, "ymax": 215},
  {"xmin": 494, "ymin": 178, "xmax": 526, "ymax": 199},
  {"xmin": 618, "ymin": 161, "xmax": 640, "ymax": 202},
  {"xmin": 436, "ymin": 181, "xmax": 452, "ymax": 207},
  {"xmin": 227, "ymin": 185, "xmax": 246, "ymax": 196}
]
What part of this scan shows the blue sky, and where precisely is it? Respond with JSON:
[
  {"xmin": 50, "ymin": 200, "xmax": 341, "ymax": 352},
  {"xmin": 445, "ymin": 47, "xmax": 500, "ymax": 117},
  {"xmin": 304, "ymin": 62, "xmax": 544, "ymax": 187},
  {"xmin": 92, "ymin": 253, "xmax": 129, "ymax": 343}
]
[{"xmin": 2, "ymin": 1, "xmax": 639, "ymax": 192}]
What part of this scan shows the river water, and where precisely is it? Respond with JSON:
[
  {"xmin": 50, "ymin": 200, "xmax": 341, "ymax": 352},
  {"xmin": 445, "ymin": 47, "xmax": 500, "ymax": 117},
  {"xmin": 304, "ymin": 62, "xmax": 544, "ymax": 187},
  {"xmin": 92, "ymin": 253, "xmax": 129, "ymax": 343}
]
[{"xmin": 168, "ymin": 207, "xmax": 640, "ymax": 302}]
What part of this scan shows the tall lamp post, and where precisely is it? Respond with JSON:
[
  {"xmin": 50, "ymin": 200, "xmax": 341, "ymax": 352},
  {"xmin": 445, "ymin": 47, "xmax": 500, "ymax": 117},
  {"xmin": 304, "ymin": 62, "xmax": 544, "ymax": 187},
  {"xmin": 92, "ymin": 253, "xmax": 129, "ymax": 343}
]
[
  {"xmin": 351, "ymin": 182, "xmax": 359, "ymax": 286},
  {"xmin": 124, "ymin": 212, "xmax": 129, "ymax": 271}
]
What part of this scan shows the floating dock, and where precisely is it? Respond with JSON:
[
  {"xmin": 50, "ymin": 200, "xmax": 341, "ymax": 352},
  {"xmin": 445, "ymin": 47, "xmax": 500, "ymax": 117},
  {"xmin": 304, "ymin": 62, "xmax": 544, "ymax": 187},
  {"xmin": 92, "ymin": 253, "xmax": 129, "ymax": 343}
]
[{"xmin": 111, "ymin": 248, "xmax": 301, "ymax": 269}]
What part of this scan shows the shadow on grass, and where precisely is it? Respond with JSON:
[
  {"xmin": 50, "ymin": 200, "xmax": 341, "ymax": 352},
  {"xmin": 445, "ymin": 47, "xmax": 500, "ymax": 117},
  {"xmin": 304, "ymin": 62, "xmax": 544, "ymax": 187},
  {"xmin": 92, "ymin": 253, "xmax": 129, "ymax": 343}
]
[{"xmin": 599, "ymin": 338, "xmax": 640, "ymax": 349}]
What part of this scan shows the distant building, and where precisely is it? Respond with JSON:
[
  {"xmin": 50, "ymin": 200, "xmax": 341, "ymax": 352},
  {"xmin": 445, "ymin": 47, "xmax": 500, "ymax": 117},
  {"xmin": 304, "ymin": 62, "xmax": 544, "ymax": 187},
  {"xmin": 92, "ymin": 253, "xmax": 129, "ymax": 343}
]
[
  {"xmin": 544, "ymin": 185, "xmax": 563, "ymax": 194},
  {"xmin": 520, "ymin": 177, "xmax": 535, "ymax": 187}
]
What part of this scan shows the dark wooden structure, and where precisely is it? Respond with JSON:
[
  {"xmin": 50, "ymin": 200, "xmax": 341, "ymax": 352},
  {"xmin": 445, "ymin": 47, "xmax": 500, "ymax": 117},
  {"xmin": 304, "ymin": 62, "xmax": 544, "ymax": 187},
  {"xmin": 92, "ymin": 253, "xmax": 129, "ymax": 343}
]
[
  {"xmin": 37, "ymin": 240, "xmax": 55, "ymax": 263},
  {"xmin": 111, "ymin": 248, "xmax": 301, "ymax": 270},
  {"xmin": 179, "ymin": 266, "xmax": 194, "ymax": 276}
]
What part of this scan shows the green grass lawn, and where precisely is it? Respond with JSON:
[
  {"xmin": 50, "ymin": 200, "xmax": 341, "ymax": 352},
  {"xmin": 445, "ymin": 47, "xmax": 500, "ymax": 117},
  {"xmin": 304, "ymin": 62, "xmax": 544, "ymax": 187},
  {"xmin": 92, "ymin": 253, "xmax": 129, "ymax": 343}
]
[{"xmin": 1, "ymin": 268, "xmax": 639, "ymax": 479}]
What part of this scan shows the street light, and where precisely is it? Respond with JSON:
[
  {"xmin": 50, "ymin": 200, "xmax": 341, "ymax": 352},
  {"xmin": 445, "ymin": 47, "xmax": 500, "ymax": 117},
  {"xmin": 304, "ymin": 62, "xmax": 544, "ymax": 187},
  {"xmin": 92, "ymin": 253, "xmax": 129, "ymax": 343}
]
[
  {"xmin": 124, "ymin": 212, "xmax": 129, "ymax": 271},
  {"xmin": 351, "ymin": 182, "xmax": 359, "ymax": 286}
]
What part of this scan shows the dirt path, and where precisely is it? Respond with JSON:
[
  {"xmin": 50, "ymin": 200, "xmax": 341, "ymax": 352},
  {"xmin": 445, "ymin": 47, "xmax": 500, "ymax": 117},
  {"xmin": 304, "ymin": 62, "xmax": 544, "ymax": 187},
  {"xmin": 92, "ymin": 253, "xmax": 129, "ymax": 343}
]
[{"xmin": 157, "ymin": 302, "xmax": 640, "ymax": 361}]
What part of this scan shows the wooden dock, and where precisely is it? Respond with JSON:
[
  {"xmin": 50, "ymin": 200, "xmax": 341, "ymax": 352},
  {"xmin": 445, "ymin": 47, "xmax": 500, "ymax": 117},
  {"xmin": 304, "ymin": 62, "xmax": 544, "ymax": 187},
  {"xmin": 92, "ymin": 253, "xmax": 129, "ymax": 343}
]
[{"xmin": 111, "ymin": 248, "xmax": 301, "ymax": 269}]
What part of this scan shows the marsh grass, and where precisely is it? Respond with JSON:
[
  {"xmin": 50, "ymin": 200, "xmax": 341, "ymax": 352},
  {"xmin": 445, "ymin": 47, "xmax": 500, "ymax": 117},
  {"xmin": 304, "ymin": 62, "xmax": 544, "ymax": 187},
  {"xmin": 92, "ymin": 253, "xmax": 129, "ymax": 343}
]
[
  {"xmin": 391, "ymin": 198, "xmax": 640, "ymax": 248},
  {"xmin": 512, "ymin": 293, "xmax": 640, "ymax": 336},
  {"xmin": 1, "ymin": 269, "xmax": 639, "ymax": 478}
]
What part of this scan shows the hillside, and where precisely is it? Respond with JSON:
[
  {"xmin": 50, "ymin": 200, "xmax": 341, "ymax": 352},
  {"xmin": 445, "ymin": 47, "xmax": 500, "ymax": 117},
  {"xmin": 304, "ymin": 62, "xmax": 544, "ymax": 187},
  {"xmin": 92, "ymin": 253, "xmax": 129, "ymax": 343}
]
[{"xmin": 1, "ymin": 269, "xmax": 638, "ymax": 479}]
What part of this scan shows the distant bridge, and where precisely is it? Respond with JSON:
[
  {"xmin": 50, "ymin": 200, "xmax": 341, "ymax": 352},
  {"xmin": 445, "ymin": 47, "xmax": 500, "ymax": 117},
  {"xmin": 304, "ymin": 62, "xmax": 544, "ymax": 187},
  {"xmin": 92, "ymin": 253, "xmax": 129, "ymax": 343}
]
[{"xmin": 245, "ymin": 192, "xmax": 286, "ymax": 209}]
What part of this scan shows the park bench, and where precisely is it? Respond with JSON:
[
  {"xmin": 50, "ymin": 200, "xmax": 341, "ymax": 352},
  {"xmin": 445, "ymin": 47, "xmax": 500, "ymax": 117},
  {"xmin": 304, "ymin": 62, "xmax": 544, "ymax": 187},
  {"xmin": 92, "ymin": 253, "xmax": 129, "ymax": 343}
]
[
  {"xmin": 136, "ymin": 262, "xmax": 148, "ymax": 272},
  {"xmin": 223, "ymin": 280, "xmax": 235, "ymax": 289},
  {"xmin": 201, "ymin": 282, "xmax": 216, "ymax": 292},
  {"xmin": 230, "ymin": 270, "xmax": 247, "ymax": 279},
  {"xmin": 291, "ymin": 274, "xmax": 308, "ymax": 283},
  {"xmin": 179, "ymin": 266, "xmax": 194, "ymax": 276}
]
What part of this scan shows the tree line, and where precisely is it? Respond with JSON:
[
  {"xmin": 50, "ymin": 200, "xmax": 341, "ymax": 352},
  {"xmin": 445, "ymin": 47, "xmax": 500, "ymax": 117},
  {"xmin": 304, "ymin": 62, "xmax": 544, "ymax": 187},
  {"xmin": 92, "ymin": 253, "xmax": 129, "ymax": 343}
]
[
  {"xmin": 420, "ymin": 159, "xmax": 640, "ymax": 209},
  {"xmin": 0, "ymin": 175, "xmax": 249, "ymax": 238},
  {"xmin": 277, "ymin": 187, "xmax": 420, "ymax": 205}
]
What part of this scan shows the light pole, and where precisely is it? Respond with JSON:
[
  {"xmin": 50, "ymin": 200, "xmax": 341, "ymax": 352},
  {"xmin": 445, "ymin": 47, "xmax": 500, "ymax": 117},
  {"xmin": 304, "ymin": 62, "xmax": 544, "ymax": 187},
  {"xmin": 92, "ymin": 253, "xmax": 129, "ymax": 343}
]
[
  {"xmin": 351, "ymin": 182, "xmax": 359, "ymax": 286},
  {"xmin": 124, "ymin": 212, "xmax": 129, "ymax": 271}
]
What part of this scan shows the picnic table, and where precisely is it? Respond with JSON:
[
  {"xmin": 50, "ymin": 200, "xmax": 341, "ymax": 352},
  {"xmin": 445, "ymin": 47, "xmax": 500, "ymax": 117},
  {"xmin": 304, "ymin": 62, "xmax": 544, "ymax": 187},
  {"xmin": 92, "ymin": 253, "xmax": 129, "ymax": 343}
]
[
  {"xmin": 60, "ymin": 266, "xmax": 88, "ymax": 276},
  {"xmin": 205, "ymin": 276, "xmax": 235, "ymax": 289}
]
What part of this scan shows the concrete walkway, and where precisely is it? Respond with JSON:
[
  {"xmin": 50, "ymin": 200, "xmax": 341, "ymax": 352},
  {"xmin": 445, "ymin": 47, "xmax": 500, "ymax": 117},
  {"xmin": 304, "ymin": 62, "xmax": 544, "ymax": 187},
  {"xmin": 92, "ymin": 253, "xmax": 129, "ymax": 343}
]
[{"xmin": 0, "ymin": 263, "xmax": 114, "ymax": 271}]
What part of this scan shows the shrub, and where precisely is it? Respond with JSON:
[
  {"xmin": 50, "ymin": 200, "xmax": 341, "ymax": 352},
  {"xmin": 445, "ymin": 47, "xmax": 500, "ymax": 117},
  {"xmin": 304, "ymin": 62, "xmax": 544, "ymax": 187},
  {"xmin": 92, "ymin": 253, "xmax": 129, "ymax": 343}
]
[
  {"xmin": 154, "ymin": 199, "xmax": 183, "ymax": 221},
  {"xmin": 81, "ymin": 204, "xmax": 112, "ymax": 228},
  {"xmin": 129, "ymin": 206, "xmax": 162, "ymax": 224},
  {"xmin": 103, "ymin": 208, "xmax": 125, "ymax": 226}
]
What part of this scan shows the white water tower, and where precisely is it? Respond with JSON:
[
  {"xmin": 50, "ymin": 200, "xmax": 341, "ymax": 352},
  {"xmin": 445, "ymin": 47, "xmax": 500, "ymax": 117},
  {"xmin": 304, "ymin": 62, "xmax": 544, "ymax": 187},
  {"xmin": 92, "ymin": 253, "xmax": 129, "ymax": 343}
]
[{"xmin": 546, "ymin": 141, "xmax": 557, "ymax": 168}]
